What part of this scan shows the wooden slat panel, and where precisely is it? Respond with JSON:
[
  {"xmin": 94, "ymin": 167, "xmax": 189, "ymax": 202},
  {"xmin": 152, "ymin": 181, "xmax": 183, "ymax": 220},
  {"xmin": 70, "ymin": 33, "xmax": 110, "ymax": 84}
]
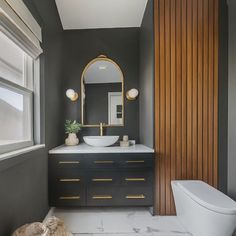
[
  {"xmin": 154, "ymin": 0, "xmax": 219, "ymax": 215},
  {"xmin": 181, "ymin": 0, "xmax": 187, "ymax": 180},
  {"xmin": 187, "ymin": 0, "xmax": 193, "ymax": 180},
  {"xmin": 165, "ymin": 0, "xmax": 171, "ymax": 215},
  {"xmin": 170, "ymin": 0, "xmax": 176, "ymax": 214},
  {"xmin": 197, "ymin": 0, "xmax": 203, "ymax": 180},
  {"xmin": 208, "ymin": 0, "xmax": 214, "ymax": 186},
  {"xmin": 203, "ymin": 0, "xmax": 209, "ymax": 183},
  {"xmin": 176, "ymin": 0, "xmax": 182, "ymax": 183},
  {"xmin": 192, "ymin": 0, "xmax": 198, "ymax": 179}
]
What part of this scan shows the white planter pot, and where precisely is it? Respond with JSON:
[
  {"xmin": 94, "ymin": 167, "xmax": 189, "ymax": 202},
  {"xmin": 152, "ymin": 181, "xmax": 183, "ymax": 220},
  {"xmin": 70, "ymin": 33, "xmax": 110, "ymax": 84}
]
[{"xmin": 65, "ymin": 133, "xmax": 79, "ymax": 146}]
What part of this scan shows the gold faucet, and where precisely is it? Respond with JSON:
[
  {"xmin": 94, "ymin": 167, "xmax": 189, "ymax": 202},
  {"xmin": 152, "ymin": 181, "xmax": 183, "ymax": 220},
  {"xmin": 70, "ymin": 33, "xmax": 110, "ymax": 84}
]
[{"xmin": 100, "ymin": 123, "xmax": 104, "ymax": 136}]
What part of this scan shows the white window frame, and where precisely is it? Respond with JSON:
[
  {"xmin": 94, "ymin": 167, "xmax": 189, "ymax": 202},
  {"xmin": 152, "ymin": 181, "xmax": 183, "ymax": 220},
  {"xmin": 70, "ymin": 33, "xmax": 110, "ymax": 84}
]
[
  {"xmin": 0, "ymin": 76, "xmax": 34, "ymax": 154},
  {"xmin": 0, "ymin": 0, "xmax": 43, "ymax": 155}
]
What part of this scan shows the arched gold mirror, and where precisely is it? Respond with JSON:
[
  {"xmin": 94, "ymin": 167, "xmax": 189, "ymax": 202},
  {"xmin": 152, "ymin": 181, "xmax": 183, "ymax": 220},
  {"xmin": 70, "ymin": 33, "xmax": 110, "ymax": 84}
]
[{"xmin": 81, "ymin": 55, "xmax": 124, "ymax": 127}]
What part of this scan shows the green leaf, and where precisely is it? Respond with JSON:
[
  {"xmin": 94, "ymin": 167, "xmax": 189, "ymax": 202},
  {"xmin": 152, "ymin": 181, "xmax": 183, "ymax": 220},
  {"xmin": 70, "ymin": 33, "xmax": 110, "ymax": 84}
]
[{"xmin": 65, "ymin": 120, "xmax": 82, "ymax": 134}]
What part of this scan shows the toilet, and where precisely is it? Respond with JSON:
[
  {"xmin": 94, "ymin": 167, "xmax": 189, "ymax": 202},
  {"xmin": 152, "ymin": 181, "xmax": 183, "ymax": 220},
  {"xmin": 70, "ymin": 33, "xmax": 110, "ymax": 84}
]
[{"xmin": 171, "ymin": 180, "xmax": 236, "ymax": 236}]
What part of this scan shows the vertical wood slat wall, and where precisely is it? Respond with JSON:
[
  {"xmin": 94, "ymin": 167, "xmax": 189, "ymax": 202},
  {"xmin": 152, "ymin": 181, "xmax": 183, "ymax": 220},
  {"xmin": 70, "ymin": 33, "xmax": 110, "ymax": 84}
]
[{"xmin": 154, "ymin": 0, "xmax": 219, "ymax": 215}]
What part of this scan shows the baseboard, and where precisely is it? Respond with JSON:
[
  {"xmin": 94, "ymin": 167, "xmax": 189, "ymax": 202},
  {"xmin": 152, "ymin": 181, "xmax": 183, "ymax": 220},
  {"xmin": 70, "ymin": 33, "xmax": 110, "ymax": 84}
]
[{"xmin": 43, "ymin": 207, "xmax": 55, "ymax": 223}]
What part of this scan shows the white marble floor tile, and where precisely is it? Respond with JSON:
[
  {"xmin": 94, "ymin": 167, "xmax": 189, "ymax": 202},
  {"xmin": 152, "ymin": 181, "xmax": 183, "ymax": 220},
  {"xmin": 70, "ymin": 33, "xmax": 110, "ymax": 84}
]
[
  {"xmin": 73, "ymin": 234, "xmax": 190, "ymax": 236},
  {"xmin": 92, "ymin": 234, "xmax": 189, "ymax": 236},
  {"xmin": 53, "ymin": 208, "xmax": 105, "ymax": 234},
  {"xmin": 51, "ymin": 207, "xmax": 191, "ymax": 236},
  {"xmin": 91, "ymin": 234, "xmax": 190, "ymax": 236},
  {"xmin": 73, "ymin": 234, "xmax": 92, "ymax": 236}
]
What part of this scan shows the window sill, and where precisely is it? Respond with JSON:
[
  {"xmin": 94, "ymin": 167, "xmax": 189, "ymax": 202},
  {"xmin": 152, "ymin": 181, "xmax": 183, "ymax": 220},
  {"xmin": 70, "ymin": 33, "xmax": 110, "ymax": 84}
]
[{"xmin": 0, "ymin": 144, "xmax": 45, "ymax": 162}]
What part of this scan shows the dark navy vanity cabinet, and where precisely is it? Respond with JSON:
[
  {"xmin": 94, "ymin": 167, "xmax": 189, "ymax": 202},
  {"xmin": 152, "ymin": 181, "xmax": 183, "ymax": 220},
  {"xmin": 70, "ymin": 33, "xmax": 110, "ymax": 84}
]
[{"xmin": 49, "ymin": 152, "xmax": 155, "ymax": 207}]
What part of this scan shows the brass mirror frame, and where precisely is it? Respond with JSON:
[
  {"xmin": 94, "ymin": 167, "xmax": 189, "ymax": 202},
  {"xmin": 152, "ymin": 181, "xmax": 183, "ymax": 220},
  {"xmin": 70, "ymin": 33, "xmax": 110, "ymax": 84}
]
[{"xmin": 81, "ymin": 55, "xmax": 124, "ymax": 127}]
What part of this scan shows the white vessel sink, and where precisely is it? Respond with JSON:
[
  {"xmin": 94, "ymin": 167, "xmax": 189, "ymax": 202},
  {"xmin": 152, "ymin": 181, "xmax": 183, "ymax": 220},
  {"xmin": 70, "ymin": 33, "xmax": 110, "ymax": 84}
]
[{"xmin": 83, "ymin": 136, "xmax": 119, "ymax": 147}]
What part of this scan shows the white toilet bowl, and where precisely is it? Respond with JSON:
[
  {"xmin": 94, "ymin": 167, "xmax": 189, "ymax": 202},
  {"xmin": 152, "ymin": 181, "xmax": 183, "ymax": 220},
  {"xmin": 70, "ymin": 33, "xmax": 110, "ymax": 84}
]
[{"xmin": 171, "ymin": 180, "xmax": 236, "ymax": 236}]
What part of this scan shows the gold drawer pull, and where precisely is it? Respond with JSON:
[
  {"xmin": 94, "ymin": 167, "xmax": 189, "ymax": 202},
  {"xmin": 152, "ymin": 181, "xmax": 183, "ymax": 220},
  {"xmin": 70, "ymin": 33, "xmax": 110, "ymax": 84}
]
[
  {"xmin": 92, "ymin": 178, "xmax": 113, "ymax": 182},
  {"xmin": 94, "ymin": 161, "xmax": 114, "ymax": 164},
  {"xmin": 59, "ymin": 179, "xmax": 80, "ymax": 182},
  {"xmin": 92, "ymin": 195, "xmax": 113, "ymax": 199},
  {"xmin": 59, "ymin": 196, "xmax": 80, "ymax": 200},
  {"xmin": 126, "ymin": 160, "xmax": 145, "ymax": 163},
  {"xmin": 59, "ymin": 161, "xmax": 80, "ymax": 164},
  {"xmin": 125, "ymin": 178, "xmax": 146, "ymax": 182},
  {"xmin": 126, "ymin": 194, "xmax": 146, "ymax": 199}
]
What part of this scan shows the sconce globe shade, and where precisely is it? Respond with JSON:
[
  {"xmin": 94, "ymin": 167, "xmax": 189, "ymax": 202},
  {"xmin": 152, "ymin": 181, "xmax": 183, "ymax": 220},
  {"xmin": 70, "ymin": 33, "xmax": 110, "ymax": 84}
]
[
  {"xmin": 66, "ymin": 89, "xmax": 75, "ymax": 99},
  {"xmin": 126, "ymin": 88, "xmax": 139, "ymax": 100}
]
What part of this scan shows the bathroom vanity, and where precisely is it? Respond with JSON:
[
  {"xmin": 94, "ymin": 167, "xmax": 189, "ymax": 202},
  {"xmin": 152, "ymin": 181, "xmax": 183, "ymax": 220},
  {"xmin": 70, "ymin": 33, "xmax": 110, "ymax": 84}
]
[
  {"xmin": 48, "ymin": 55, "xmax": 155, "ymax": 208},
  {"xmin": 49, "ymin": 144, "xmax": 154, "ymax": 208}
]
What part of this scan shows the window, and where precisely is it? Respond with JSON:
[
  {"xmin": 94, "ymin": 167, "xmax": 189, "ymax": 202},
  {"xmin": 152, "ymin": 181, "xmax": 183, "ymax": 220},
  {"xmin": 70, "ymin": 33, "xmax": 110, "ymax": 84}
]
[{"xmin": 0, "ymin": 30, "xmax": 34, "ymax": 154}]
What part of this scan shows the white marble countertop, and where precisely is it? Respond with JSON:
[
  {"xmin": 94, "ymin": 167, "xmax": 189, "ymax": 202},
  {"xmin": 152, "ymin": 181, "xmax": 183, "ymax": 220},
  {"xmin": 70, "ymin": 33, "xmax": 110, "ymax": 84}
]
[{"xmin": 49, "ymin": 143, "xmax": 154, "ymax": 154}]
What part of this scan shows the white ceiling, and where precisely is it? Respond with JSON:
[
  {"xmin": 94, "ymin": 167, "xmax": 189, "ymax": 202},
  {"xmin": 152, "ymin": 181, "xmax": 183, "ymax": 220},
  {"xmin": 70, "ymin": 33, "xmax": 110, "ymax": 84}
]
[{"xmin": 55, "ymin": 0, "xmax": 148, "ymax": 30}]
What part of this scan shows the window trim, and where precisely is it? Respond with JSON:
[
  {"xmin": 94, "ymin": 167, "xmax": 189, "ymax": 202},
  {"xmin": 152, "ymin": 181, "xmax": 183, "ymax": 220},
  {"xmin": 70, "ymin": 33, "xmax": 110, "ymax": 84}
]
[
  {"xmin": 0, "ymin": 144, "xmax": 45, "ymax": 164},
  {"xmin": 0, "ymin": 0, "xmax": 42, "ymax": 57},
  {"xmin": 0, "ymin": 76, "xmax": 33, "ymax": 97},
  {"xmin": 5, "ymin": 0, "xmax": 42, "ymax": 42},
  {"xmin": 33, "ymin": 58, "xmax": 42, "ymax": 144},
  {"xmin": 0, "ymin": 140, "xmax": 34, "ymax": 155},
  {"xmin": 0, "ymin": 0, "xmax": 43, "ymax": 157}
]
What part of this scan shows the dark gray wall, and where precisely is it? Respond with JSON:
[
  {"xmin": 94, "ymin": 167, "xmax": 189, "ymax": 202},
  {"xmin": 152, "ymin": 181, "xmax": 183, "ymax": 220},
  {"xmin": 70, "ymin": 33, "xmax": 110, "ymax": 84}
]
[
  {"xmin": 139, "ymin": 0, "xmax": 154, "ymax": 148},
  {"xmin": 218, "ymin": 0, "xmax": 229, "ymax": 194},
  {"xmin": 0, "ymin": 1, "xmax": 63, "ymax": 235},
  {"xmin": 61, "ymin": 29, "xmax": 140, "ymax": 141},
  {"xmin": 0, "ymin": 149, "xmax": 48, "ymax": 236},
  {"xmin": 43, "ymin": 31, "xmax": 64, "ymax": 148},
  {"xmin": 85, "ymin": 83, "xmax": 122, "ymax": 124},
  {"xmin": 228, "ymin": 0, "xmax": 236, "ymax": 200}
]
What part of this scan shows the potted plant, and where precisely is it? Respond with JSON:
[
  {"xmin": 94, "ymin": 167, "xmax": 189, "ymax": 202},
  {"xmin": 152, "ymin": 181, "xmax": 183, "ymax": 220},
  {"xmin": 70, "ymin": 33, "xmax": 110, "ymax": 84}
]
[{"xmin": 65, "ymin": 120, "xmax": 82, "ymax": 146}]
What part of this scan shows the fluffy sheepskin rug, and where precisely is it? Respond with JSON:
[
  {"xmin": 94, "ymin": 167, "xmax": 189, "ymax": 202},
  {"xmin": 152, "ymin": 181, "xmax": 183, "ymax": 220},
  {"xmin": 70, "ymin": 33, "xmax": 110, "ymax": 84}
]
[{"xmin": 12, "ymin": 217, "xmax": 72, "ymax": 236}]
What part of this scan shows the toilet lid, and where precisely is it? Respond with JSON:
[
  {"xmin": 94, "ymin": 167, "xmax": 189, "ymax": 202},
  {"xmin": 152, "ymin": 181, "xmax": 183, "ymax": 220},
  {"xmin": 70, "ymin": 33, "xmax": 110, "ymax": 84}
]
[{"xmin": 176, "ymin": 181, "xmax": 236, "ymax": 215}]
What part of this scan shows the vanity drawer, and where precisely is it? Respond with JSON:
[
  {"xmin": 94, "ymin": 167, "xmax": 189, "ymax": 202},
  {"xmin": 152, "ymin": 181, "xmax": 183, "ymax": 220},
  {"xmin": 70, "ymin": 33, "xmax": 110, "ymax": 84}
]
[
  {"xmin": 119, "ymin": 186, "xmax": 153, "ymax": 206},
  {"xmin": 51, "ymin": 185, "xmax": 86, "ymax": 207},
  {"xmin": 52, "ymin": 169, "xmax": 85, "ymax": 182},
  {"xmin": 55, "ymin": 175, "xmax": 86, "ymax": 186},
  {"xmin": 50, "ymin": 154, "xmax": 86, "ymax": 169},
  {"xmin": 54, "ymin": 181, "xmax": 85, "ymax": 194},
  {"xmin": 87, "ymin": 187, "xmax": 119, "ymax": 206},
  {"xmin": 120, "ymin": 171, "xmax": 153, "ymax": 186},
  {"xmin": 119, "ymin": 156, "xmax": 154, "ymax": 168},
  {"xmin": 87, "ymin": 156, "xmax": 118, "ymax": 168},
  {"xmin": 88, "ymin": 171, "xmax": 120, "ymax": 186},
  {"xmin": 87, "ymin": 186, "xmax": 153, "ymax": 206}
]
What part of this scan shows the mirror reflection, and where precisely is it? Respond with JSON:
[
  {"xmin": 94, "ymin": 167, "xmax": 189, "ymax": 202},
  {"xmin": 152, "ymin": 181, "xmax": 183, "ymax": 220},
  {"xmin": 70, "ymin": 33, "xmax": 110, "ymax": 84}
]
[{"xmin": 81, "ymin": 56, "xmax": 124, "ymax": 126}]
